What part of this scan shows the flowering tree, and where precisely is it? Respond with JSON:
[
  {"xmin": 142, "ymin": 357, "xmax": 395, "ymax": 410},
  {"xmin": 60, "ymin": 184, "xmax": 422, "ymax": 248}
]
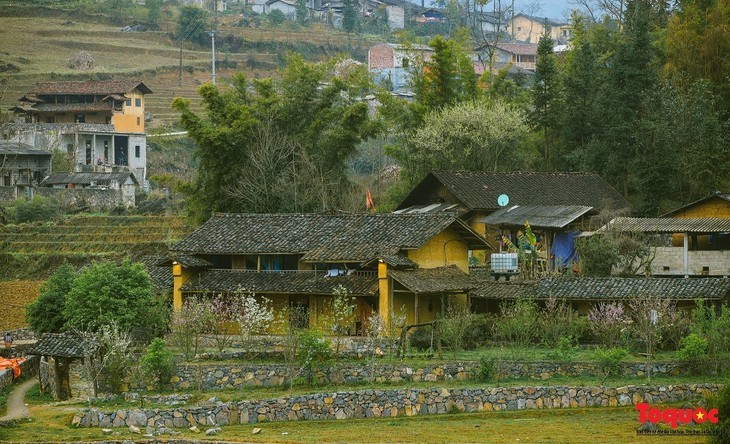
[
  {"xmin": 171, "ymin": 296, "xmax": 214, "ymax": 360},
  {"xmin": 208, "ymin": 294, "xmax": 238, "ymax": 353},
  {"xmin": 587, "ymin": 302, "xmax": 628, "ymax": 348},
  {"xmin": 628, "ymin": 294, "xmax": 675, "ymax": 382},
  {"xmin": 365, "ymin": 311, "xmax": 387, "ymax": 381},
  {"xmin": 329, "ymin": 285, "xmax": 356, "ymax": 356},
  {"xmin": 235, "ymin": 293, "xmax": 274, "ymax": 354}
]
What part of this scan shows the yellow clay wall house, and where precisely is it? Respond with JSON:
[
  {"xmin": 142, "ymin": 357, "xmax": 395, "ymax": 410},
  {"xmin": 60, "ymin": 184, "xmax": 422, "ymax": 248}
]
[{"xmin": 170, "ymin": 213, "xmax": 489, "ymax": 336}]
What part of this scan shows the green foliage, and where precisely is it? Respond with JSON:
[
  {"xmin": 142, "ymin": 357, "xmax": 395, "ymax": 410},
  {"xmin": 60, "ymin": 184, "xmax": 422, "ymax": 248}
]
[
  {"xmin": 268, "ymin": 9, "xmax": 285, "ymax": 26},
  {"xmin": 403, "ymin": 99, "xmax": 531, "ymax": 180},
  {"xmin": 462, "ymin": 314, "xmax": 493, "ymax": 350},
  {"xmin": 546, "ymin": 335, "xmax": 578, "ymax": 363},
  {"xmin": 6, "ymin": 196, "xmax": 61, "ymax": 224},
  {"xmin": 531, "ymin": 32, "xmax": 560, "ymax": 171},
  {"xmin": 96, "ymin": 322, "xmax": 133, "ymax": 394},
  {"xmin": 298, "ymin": 328, "xmax": 331, "ymax": 386},
  {"xmin": 677, "ymin": 333, "xmax": 708, "ymax": 374},
  {"xmin": 477, "ymin": 356, "xmax": 496, "ymax": 382},
  {"xmin": 708, "ymin": 378, "xmax": 730, "ymax": 444},
  {"xmin": 146, "ymin": 0, "xmax": 162, "ymax": 28},
  {"xmin": 439, "ymin": 304, "xmax": 475, "ymax": 357},
  {"xmin": 493, "ymin": 297, "xmax": 539, "ymax": 347},
  {"xmin": 501, "ymin": 222, "xmax": 545, "ymax": 280},
  {"xmin": 691, "ymin": 300, "xmax": 730, "ymax": 374},
  {"xmin": 141, "ymin": 338, "xmax": 175, "ymax": 389},
  {"xmin": 177, "ymin": 5, "xmax": 209, "ymax": 46},
  {"xmin": 173, "ymin": 58, "xmax": 375, "ymax": 223},
  {"xmin": 342, "ymin": 0, "xmax": 359, "ymax": 33},
  {"xmin": 63, "ymin": 259, "xmax": 167, "ymax": 342},
  {"xmin": 25, "ymin": 263, "xmax": 75, "ymax": 334},
  {"xmin": 295, "ymin": 0, "xmax": 308, "ymax": 25},
  {"xmin": 593, "ymin": 347, "xmax": 629, "ymax": 383}
]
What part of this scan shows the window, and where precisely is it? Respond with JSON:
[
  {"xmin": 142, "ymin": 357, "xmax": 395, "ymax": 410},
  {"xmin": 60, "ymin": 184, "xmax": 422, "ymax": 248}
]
[
  {"xmin": 135, "ymin": 145, "xmax": 140, "ymax": 158},
  {"xmin": 402, "ymin": 57, "xmax": 409, "ymax": 68},
  {"xmin": 46, "ymin": 116, "xmax": 54, "ymax": 123},
  {"xmin": 104, "ymin": 141, "xmax": 109, "ymax": 163},
  {"xmin": 85, "ymin": 140, "xmax": 92, "ymax": 165},
  {"xmin": 125, "ymin": 99, "xmax": 131, "ymax": 107},
  {"xmin": 137, "ymin": 116, "xmax": 141, "ymax": 125},
  {"xmin": 135, "ymin": 98, "xmax": 141, "ymax": 107},
  {"xmin": 75, "ymin": 113, "xmax": 85, "ymax": 123}
]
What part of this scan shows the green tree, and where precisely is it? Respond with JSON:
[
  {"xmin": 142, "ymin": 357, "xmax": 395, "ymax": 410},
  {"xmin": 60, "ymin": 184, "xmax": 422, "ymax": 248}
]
[
  {"xmin": 415, "ymin": 34, "xmax": 477, "ymax": 112},
  {"xmin": 105, "ymin": 0, "xmax": 132, "ymax": 24},
  {"xmin": 146, "ymin": 0, "xmax": 162, "ymax": 29},
  {"xmin": 141, "ymin": 338, "xmax": 175, "ymax": 389},
  {"xmin": 558, "ymin": 13, "xmax": 599, "ymax": 170},
  {"xmin": 25, "ymin": 264, "xmax": 76, "ymax": 334},
  {"xmin": 269, "ymin": 9, "xmax": 286, "ymax": 26},
  {"xmin": 585, "ymin": 0, "xmax": 659, "ymax": 198},
  {"xmin": 296, "ymin": 0, "xmax": 309, "ymax": 25},
  {"xmin": 531, "ymin": 31, "xmax": 560, "ymax": 171},
  {"xmin": 172, "ymin": 58, "xmax": 374, "ymax": 223},
  {"xmin": 342, "ymin": 0, "xmax": 359, "ymax": 33},
  {"xmin": 177, "ymin": 5, "xmax": 209, "ymax": 46},
  {"xmin": 403, "ymin": 99, "xmax": 530, "ymax": 180},
  {"xmin": 63, "ymin": 260, "xmax": 167, "ymax": 341}
]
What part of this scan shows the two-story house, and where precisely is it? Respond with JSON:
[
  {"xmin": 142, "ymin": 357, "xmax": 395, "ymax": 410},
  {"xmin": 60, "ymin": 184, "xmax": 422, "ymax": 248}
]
[
  {"xmin": 3, "ymin": 80, "xmax": 152, "ymax": 182},
  {"xmin": 507, "ymin": 13, "xmax": 571, "ymax": 44},
  {"xmin": 169, "ymin": 212, "xmax": 490, "ymax": 335}
]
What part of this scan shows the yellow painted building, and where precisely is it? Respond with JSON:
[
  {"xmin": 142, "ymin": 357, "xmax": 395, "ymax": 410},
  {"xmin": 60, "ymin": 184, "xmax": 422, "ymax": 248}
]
[
  {"xmin": 506, "ymin": 14, "xmax": 571, "ymax": 44},
  {"xmin": 663, "ymin": 193, "xmax": 730, "ymax": 249},
  {"xmin": 170, "ymin": 213, "xmax": 489, "ymax": 336}
]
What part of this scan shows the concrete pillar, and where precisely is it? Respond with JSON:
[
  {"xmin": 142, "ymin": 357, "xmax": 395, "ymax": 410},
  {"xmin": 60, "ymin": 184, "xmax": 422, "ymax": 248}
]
[{"xmin": 378, "ymin": 261, "xmax": 391, "ymax": 334}]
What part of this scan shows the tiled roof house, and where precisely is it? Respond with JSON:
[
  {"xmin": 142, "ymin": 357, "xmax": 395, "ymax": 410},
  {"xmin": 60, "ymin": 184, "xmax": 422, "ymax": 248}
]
[{"xmin": 169, "ymin": 212, "xmax": 490, "ymax": 334}]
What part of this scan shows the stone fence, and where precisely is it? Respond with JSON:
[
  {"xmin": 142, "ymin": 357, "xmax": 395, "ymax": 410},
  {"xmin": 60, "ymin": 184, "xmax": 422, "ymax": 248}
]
[
  {"xmin": 130, "ymin": 360, "xmax": 693, "ymax": 392},
  {"xmin": 73, "ymin": 383, "xmax": 721, "ymax": 428},
  {"xmin": 36, "ymin": 188, "xmax": 126, "ymax": 211},
  {"xmin": 0, "ymin": 356, "xmax": 39, "ymax": 393}
]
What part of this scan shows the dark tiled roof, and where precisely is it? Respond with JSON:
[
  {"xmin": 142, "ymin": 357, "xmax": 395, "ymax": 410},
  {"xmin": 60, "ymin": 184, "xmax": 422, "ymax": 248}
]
[
  {"xmin": 41, "ymin": 172, "xmax": 138, "ymax": 186},
  {"xmin": 470, "ymin": 277, "xmax": 730, "ymax": 300},
  {"xmin": 361, "ymin": 254, "xmax": 418, "ymax": 269},
  {"xmin": 661, "ymin": 192, "xmax": 730, "ymax": 217},
  {"xmin": 494, "ymin": 43, "xmax": 538, "ymax": 56},
  {"xmin": 597, "ymin": 217, "xmax": 730, "ymax": 234},
  {"xmin": 0, "ymin": 141, "xmax": 52, "ymax": 156},
  {"xmin": 27, "ymin": 102, "xmax": 114, "ymax": 113},
  {"xmin": 398, "ymin": 171, "xmax": 630, "ymax": 213},
  {"xmin": 2, "ymin": 122, "xmax": 117, "ymax": 134},
  {"xmin": 480, "ymin": 205, "xmax": 593, "ymax": 229},
  {"xmin": 27, "ymin": 80, "xmax": 152, "ymax": 96},
  {"xmin": 140, "ymin": 255, "xmax": 174, "ymax": 292},
  {"xmin": 26, "ymin": 333, "xmax": 96, "ymax": 358},
  {"xmin": 172, "ymin": 213, "xmax": 488, "ymax": 262},
  {"xmin": 180, "ymin": 269, "xmax": 379, "ymax": 296},
  {"xmin": 469, "ymin": 280, "xmax": 536, "ymax": 299},
  {"xmin": 389, "ymin": 265, "xmax": 475, "ymax": 293}
]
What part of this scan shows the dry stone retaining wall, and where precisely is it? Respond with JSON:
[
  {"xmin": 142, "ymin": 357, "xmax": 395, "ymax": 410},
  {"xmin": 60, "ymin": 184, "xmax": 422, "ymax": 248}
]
[
  {"xmin": 144, "ymin": 361, "xmax": 692, "ymax": 392},
  {"xmin": 74, "ymin": 383, "xmax": 720, "ymax": 428}
]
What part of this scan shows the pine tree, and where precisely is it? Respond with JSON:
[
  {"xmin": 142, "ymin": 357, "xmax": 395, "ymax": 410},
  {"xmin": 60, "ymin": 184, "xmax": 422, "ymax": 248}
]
[{"xmin": 531, "ymin": 30, "xmax": 560, "ymax": 171}]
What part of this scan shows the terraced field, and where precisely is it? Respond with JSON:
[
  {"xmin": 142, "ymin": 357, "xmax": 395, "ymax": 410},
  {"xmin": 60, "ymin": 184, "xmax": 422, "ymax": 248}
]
[{"xmin": 0, "ymin": 215, "xmax": 191, "ymax": 280}]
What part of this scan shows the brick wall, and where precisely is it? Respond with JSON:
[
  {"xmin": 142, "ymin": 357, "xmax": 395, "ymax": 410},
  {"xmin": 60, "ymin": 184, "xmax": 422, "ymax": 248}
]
[{"xmin": 368, "ymin": 44, "xmax": 395, "ymax": 69}]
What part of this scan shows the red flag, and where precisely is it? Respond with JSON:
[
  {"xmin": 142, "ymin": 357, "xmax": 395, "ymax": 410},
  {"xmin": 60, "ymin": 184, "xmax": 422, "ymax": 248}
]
[{"xmin": 366, "ymin": 189, "xmax": 375, "ymax": 211}]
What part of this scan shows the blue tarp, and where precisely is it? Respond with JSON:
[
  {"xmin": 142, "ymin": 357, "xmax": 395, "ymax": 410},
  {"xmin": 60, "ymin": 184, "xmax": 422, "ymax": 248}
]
[{"xmin": 552, "ymin": 230, "xmax": 580, "ymax": 269}]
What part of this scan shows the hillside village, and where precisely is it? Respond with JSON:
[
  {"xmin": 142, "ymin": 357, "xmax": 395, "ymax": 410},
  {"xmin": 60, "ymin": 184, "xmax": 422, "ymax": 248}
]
[{"xmin": 0, "ymin": 0, "xmax": 729, "ymax": 442}]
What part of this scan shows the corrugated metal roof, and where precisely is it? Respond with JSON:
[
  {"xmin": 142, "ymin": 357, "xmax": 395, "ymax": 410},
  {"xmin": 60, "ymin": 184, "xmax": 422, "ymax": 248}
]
[
  {"xmin": 392, "ymin": 203, "xmax": 464, "ymax": 214},
  {"xmin": 0, "ymin": 141, "xmax": 52, "ymax": 156},
  {"xmin": 598, "ymin": 217, "xmax": 730, "ymax": 233},
  {"xmin": 494, "ymin": 43, "xmax": 538, "ymax": 56},
  {"xmin": 479, "ymin": 205, "xmax": 593, "ymax": 229}
]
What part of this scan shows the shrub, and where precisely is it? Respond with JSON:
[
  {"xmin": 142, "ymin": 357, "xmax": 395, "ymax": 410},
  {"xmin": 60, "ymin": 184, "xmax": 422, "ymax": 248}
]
[
  {"xmin": 462, "ymin": 314, "xmax": 493, "ymax": 350},
  {"xmin": 708, "ymin": 378, "xmax": 730, "ymax": 444},
  {"xmin": 677, "ymin": 333, "xmax": 708, "ymax": 375},
  {"xmin": 546, "ymin": 335, "xmax": 578, "ymax": 363},
  {"xmin": 141, "ymin": 338, "xmax": 175, "ymax": 389},
  {"xmin": 297, "ymin": 327, "xmax": 331, "ymax": 386},
  {"xmin": 691, "ymin": 300, "xmax": 730, "ymax": 375},
  {"xmin": 25, "ymin": 263, "xmax": 76, "ymax": 334},
  {"xmin": 493, "ymin": 297, "xmax": 539, "ymax": 347},
  {"xmin": 477, "ymin": 356, "xmax": 496, "ymax": 382},
  {"xmin": 440, "ymin": 304, "xmax": 474, "ymax": 357},
  {"xmin": 409, "ymin": 327, "xmax": 434, "ymax": 351},
  {"xmin": 587, "ymin": 302, "xmax": 628, "ymax": 348},
  {"xmin": 593, "ymin": 347, "xmax": 629, "ymax": 383},
  {"xmin": 7, "ymin": 195, "xmax": 61, "ymax": 224},
  {"xmin": 539, "ymin": 297, "xmax": 585, "ymax": 347}
]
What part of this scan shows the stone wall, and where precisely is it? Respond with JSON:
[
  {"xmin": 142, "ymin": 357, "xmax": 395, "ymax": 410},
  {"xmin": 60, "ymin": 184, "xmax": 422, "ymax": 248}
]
[
  {"xmin": 73, "ymin": 383, "xmax": 721, "ymax": 428},
  {"xmin": 35, "ymin": 188, "xmax": 124, "ymax": 211},
  {"xmin": 0, "ymin": 356, "xmax": 39, "ymax": 393},
  {"xmin": 39, "ymin": 357, "xmax": 93, "ymax": 400},
  {"xmin": 132, "ymin": 360, "xmax": 693, "ymax": 392},
  {"xmin": 0, "ymin": 186, "xmax": 16, "ymax": 203},
  {"xmin": 652, "ymin": 246, "xmax": 730, "ymax": 276}
]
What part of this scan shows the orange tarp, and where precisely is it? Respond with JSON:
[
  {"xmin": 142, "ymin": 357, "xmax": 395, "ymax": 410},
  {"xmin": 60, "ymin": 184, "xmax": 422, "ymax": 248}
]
[{"xmin": 0, "ymin": 358, "xmax": 25, "ymax": 379}]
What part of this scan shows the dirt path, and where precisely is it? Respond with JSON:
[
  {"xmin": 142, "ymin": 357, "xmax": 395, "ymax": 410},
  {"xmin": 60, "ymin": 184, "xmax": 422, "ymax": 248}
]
[{"xmin": 0, "ymin": 379, "xmax": 37, "ymax": 422}]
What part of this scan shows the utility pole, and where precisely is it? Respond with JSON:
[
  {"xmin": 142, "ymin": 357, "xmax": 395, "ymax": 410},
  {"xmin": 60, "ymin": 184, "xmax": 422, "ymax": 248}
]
[{"xmin": 207, "ymin": 30, "xmax": 217, "ymax": 84}]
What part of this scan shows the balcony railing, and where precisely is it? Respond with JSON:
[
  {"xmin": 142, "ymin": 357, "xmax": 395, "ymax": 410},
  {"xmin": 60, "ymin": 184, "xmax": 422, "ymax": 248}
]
[{"xmin": 211, "ymin": 268, "xmax": 378, "ymax": 277}]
